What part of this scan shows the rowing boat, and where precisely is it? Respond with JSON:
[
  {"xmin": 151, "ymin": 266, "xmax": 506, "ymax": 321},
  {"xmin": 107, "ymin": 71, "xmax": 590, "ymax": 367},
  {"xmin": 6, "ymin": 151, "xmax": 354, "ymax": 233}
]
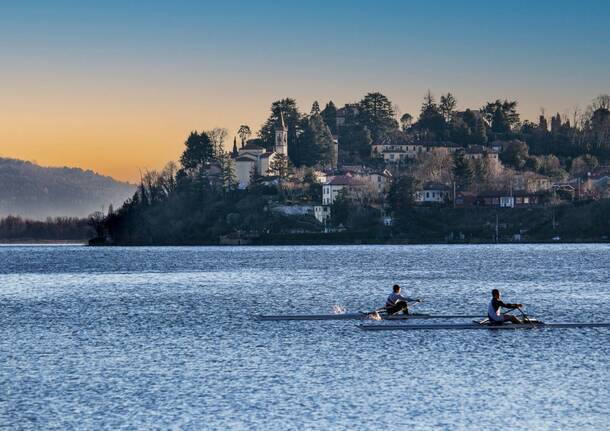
[
  {"xmin": 256, "ymin": 312, "xmax": 484, "ymax": 321},
  {"xmin": 358, "ymin": 321, "xmax": 610, "ymax": 331}
]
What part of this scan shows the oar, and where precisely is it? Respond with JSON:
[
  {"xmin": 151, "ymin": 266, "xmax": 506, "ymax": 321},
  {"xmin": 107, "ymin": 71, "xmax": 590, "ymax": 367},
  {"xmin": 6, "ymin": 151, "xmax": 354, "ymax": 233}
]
[{"xmin": 515, "ymin": 306, "xmax": 531, "ymax": 323}]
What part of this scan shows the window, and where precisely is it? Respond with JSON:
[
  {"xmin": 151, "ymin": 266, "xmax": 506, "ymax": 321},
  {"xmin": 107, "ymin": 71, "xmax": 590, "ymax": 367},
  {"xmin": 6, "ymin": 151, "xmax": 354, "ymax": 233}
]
[{"xmin": 426, "ymin": 192, "xmax": 430, "ymax": 198}]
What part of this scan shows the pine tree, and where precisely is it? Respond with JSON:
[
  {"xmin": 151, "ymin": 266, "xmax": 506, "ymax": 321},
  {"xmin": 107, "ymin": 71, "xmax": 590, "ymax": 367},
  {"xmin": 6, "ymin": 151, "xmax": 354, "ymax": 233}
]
[
  {"xmin": 219, "ymin": 152, "xmax": 237, "ymax": 192},
  {"xmin": 321, "ymin": 101, "xmax": 338, "ymax": 134},
  {"xmin": 357, "ymin": 92, "xmax": 399, "ymax": 140},
  {"xmin": 232, "ymin": 137, "xmax": 238, "ymax": 157},
  {"xmin": 453, "ymin": 151, "xmax": 474, "ymax": 189},
  {"xmin": 475, "ymin": 118, "xmax": 488, "ymax": 145},
  {"xmin": 267, "ymin": 153, "xmax": 292, "ymax": 179},
  {"xmin": 298, "ymin": 113, "xmax": 335, "ymax": 167},
  {"xmin": 439, "ymin": 93, "xmax": 457, "ymax": 121},
  {"xmin": 311, "ymin": 101, "xmax": 321, "ymax": 115},
  {"xmin": 180, "ymin": 132, "xmax": 214, "ymax": 172}
]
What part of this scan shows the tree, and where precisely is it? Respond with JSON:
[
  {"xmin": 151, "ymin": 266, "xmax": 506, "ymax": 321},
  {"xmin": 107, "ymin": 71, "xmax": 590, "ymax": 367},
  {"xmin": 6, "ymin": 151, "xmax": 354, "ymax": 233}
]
[
  {"xmin": 500, "ymin": 140, "xmax": 529, "ymax": 169},
  {"xmin": 259, "ymin": 98, "xmax": 302, "ymax": 160},
  {"xmin": 237, "ymin": 125, "xmax": 252, "ymax": 147},
  {"xmin": 310, "ymin": 101, "xmax": 320, "ymax": 115},
  {"xmin": 400, "ymin": 113, "xmax": 413, "ymax": 132},
  {"xmin": 416, "ymin": 91, "xmax": 446, "ymax": 138},
  {"xmin": 475, "ymin": 117, "xmax": 488, "ymax": 145},
  {"xmin": 180, "ymin": 132, "xmax": 215, "ymax": 172},
  {"xmin": 570, "ymin": 154, "xmax": 599, "ymax": 177},
  {"xmin": 539, "ymin": 114, "xmax": 548, "ymax": 132},
  {"xmin": 482, "ymin": 100, "xmax": 520, "ymax": 135},
  {"xmin": 321, "ymin": 101, "xmax": 338, "ymax": 134},
  {"xmin": 357, "ymin": 92, "xmax": 399, "ymax": 140},
  {"xmin": 413, "ymin": 152, "xmax": 453, "ymax": 184},
  {"xmin": 388, "ymin": 175, "xmax": 418, "ymax": 213},
  {"xmin": 590, "ymin": 106, "xmax": 610, "ymax": 158},
  {"xmin": 330, "ymin": 189, "xmax": 351, "ymax": 227},
  {"xmin": 218, "ymin": 152, "xmax": 237, "ymax": 192},
  {"xmin": 539, "ymin": 155, "xmax": 566, "ymax": 179},
  {"xmin": 268, "ymin": 153, "xmax": 292, "ymax": 179},
  {"xmin": 591, "ymin": 94, "xmax": 610, "ymax": 111},
  {"xmin": 207, "ymin": 127, "xmax": 228, "ymax": 155},
  {"xmin": 298, "ymin": 113, "xmax": 335, "ymax": 167},
  {"xmin": 524, "ymin": 156, "xmax": 542, "ymax": 172},
  {"xmin": 452, "ymin": 151, "xmax": 474, "ymax": 189},
  {"xmin": 439, "ymin": 93, "xmax": 457, "ymax": 121},
  {"xmin": 473, "ymin": 157, "xmax": 491, "ymax": 185},
  {"xmin": 338, "ymin": 124, "xmax": 372, "ymax": 162},
  {"xmin": 231, "ymin": 137, "xmax": 239, "ymax": 157},
  {"xmin": 158, "ymin": 162, "xmax": 178, "ymax": 196}
]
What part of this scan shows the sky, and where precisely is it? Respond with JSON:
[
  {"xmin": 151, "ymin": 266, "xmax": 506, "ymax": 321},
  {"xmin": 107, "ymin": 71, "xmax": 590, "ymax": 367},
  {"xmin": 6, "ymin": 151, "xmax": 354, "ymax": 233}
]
[{"xmin": 1, "ymin": 0, "xmax": 609, "ymax": 182}]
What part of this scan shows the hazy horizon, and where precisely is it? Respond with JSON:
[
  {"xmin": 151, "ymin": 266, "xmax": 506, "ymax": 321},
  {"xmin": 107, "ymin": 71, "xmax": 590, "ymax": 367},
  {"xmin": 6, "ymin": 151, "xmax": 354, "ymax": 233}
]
[{"xmin": 1, "ymin": 0, "xmax": 609, "ymax": 182}]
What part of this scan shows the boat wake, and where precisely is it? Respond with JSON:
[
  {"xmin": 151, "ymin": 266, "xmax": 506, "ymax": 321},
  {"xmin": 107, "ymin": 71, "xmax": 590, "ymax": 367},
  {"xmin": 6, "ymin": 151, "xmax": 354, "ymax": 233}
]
[{"xmin": 332, "ymin": 305, "xmax": 347, "ymax": 314}]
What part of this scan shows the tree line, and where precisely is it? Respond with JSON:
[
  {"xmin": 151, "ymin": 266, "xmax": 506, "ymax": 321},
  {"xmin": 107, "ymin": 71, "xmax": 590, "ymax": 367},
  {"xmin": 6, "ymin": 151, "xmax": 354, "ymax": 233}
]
[
  {"xmin": 0, "ymin": 216, "xmax": 94, "ymax": 241},
  {"xmin": 240, "ymin": 92, "xmax": 610, "ymax": 169}
]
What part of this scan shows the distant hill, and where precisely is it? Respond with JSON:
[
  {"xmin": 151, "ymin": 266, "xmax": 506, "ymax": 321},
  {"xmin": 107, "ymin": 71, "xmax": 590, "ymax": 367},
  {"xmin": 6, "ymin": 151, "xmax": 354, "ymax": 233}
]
[{"xmin": 0, "ymin": 157, "xmax": 136, "ymax": 219}]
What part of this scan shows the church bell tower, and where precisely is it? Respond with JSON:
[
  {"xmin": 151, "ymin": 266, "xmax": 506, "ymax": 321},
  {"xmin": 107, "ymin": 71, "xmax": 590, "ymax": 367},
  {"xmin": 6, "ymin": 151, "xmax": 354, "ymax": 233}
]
[{"xmin": 274, "ymin": 112, "xmax": 288, "ymax": 156}]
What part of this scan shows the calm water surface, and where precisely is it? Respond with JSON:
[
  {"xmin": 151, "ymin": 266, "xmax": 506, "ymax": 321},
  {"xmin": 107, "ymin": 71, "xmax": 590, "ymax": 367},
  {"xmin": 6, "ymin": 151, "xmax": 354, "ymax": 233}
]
[{"xmin": 1, "ymin": 245, "xmax": 609, "ymax": 430}]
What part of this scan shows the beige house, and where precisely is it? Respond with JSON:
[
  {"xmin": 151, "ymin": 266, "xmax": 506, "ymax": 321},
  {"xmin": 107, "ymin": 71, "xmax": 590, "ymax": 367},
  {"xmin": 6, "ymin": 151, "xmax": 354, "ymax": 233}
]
[
  {"xmin": 513, "ymin": 172, "xmax": 552, "ymax": 193},
  {"xmin": 464, "ymin": 145, "xmax": 500, "ymax": 162}
]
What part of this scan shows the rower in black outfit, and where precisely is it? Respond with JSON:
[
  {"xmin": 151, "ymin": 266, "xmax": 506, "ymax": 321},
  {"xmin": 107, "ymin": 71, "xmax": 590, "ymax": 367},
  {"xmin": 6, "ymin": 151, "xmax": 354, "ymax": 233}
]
[{"xmin": 385, "ymin": 284, "xmax": 421, "ymax": 315}]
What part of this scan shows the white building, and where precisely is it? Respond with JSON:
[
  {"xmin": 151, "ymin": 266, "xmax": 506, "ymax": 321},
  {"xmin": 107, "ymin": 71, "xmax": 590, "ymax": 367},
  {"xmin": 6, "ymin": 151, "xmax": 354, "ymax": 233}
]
[
  {"xmin": 234, "ymin": 113, "xmax": 288, "ymax": 188},
  {"xmin": 314, "ymin": 205, "xmax": 331, "ymax": 224},
  {"xmin": 415, "ymin": 182, "xmax": 452, "ymax": 203},
  {"xmin": 322, "ymin": 175, "xmax": 365, "ymax": 205}
]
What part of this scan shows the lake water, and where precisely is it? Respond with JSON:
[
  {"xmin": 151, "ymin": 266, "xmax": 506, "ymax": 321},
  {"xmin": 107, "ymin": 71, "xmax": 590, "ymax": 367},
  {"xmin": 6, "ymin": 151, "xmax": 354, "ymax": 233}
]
[{"xmin": 1, "ymin": 244, "xmax": 609, "ymax": 430}]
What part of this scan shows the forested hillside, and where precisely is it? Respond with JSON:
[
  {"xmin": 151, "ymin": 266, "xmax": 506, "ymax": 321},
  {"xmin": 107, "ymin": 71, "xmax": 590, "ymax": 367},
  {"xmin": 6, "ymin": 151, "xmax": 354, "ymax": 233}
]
[{"xmin": 0, "ymin": 158, "xmax": 135, "ymax": 219}]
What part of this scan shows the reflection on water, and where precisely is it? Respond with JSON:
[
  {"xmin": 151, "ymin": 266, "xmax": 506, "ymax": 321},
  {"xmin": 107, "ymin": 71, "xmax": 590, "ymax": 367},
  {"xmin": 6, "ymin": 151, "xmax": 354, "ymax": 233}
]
[{"xmin": 1, "ymin": 245, "xmax": 609, "ymax": 429}]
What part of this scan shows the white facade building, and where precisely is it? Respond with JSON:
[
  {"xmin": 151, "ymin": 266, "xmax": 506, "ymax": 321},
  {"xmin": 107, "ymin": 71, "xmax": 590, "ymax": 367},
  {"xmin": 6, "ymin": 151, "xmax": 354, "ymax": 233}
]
[
  {"xmin": 322, "ymin": 175, "xmax": 365, "ymax": 205},
  {"xmin": 415, "ymin": 182, "xmax": 452, "ymax": 203},
  {"xmin": 234, "ymin": 112, "xmax": 288, "ymax": 188},
  {"xmin": 314, "ymin": 205, "xmax": 331, "ymax": 224}
]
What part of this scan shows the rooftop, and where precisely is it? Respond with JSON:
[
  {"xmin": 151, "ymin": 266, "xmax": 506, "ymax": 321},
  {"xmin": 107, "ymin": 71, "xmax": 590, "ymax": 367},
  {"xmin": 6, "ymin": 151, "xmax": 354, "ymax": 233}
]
[
  {"xmin": 422, "ymin": 182, "xmax": 451, "ymax": 191},
  {"xmin": 243, "ymin": 142, "xmax": 264, "ymax": 150},
  {"xmin": 327, "ymin": 175, "xmax": 365, "ymax": 186}
]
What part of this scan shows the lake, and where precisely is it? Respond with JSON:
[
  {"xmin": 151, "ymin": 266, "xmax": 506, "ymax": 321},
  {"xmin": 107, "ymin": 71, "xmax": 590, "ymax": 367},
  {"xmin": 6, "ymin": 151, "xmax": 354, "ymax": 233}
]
[{"xmin": 1, "ymin": 244, "xmax": 609, "ymax": 430}]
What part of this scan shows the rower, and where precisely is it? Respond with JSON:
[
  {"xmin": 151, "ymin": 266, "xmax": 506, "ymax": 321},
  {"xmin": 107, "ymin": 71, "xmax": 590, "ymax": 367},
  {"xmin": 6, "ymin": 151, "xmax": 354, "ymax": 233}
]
[
  {"xmin": 487, "ymin": 289, "xmax": 524, "ymax": 324},
  {"xmin": 385, "ymin": 284, "xmax": 420, "ymax": 315}
]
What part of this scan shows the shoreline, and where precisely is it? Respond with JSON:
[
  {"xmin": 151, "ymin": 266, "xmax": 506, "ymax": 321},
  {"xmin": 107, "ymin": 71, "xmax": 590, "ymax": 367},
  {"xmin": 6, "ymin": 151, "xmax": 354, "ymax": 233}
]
[
  {"xmin": 0, "ymin": 239, "xmax": 87, "ymax": 245},
  {"xmin": 87, "ymin": 238, "xmax": 610, "ymax": 247}
]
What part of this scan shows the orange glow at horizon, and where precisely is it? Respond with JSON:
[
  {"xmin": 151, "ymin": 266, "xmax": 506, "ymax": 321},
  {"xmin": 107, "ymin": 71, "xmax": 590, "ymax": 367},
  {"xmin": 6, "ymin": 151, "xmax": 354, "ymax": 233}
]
[{"xmin": 0, "ymin": 85, "xmax": 270, "ymax": 183}]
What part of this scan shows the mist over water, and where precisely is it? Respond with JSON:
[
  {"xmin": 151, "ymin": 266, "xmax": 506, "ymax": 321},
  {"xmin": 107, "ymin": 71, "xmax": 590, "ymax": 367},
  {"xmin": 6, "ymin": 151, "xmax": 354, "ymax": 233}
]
[{"xmin": 1, "ymin": 245, "xmax": 609, "ymax": 429}]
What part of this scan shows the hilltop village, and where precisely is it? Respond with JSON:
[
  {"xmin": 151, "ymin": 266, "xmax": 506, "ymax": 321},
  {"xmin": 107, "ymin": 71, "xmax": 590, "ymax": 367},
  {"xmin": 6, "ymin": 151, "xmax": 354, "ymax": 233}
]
[{"xmin": 98, "ymin": 92, "xmax": 610, "ymax": 245}]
